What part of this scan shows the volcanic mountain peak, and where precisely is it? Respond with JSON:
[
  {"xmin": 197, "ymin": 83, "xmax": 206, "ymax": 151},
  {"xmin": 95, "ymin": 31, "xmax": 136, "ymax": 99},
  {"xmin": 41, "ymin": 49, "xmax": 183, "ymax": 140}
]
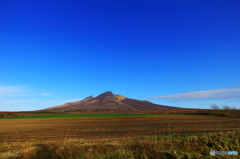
[
  {"xmin": 43, "ymin": 91, "xmax": 183, "ymax": 112},
  {"xmin": 95, "ymin": 91, "xmax": 118, "ymax": 101}
]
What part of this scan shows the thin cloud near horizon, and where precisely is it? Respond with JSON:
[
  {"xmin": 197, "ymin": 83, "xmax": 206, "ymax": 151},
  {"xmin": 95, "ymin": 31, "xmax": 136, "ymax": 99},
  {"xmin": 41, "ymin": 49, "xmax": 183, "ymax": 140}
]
[
  {"xmin": 148, "ymin": 87, "xmax": 240, "ymax": 101},
  {"xmin": 0, "ymin": 85, "xmax": 53, "ymax": 97},
  {"xmin": 0, "ymin": 86, "xmax": 27, "ymax": 96},
  {"xmin": 0, "ymin": 85, "xmax": 83, "ymax": 111}
]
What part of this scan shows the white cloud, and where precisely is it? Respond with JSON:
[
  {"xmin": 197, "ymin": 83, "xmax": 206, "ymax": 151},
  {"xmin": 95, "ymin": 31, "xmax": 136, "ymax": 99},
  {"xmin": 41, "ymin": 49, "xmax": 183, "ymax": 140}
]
[
  {"xmin": 0, "ymin": 86, "xmax": 27, "ymax": 97},
  {"xmin": 0, "ymin": 99, "xmax": 37, "ymax": 111},
  {"xmin": 40, "ymin": 92, "xmax": 54, "ymax": 96},
  {"xmin": 0, "ymin": 98, "xmax": 81, "ymax": 111},
  {"xmin": 37, "ymin": 99, "xmax": 81, "ymax": 107},
  {"xmin": 0, "ymin": 85, "xmax": 63, "ymax": 111},
  {"xmin": 148, "ymin": 87, "xmax": 240, "ymax": 101}
]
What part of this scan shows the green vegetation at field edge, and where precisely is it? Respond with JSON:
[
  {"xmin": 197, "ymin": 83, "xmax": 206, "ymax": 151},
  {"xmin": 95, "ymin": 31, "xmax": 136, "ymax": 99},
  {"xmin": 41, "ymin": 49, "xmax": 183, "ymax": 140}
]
[
  {"xmin": 0, "ymin": 113, "xmax": 196, "ymax": 119},
  {"xmin": 139, "ymin": 133, "xmax": 202, "ymax": 141}
]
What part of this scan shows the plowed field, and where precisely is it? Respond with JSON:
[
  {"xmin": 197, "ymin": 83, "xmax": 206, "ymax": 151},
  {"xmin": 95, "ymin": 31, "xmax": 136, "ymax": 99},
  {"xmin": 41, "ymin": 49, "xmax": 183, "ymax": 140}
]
[{"xmin": 1, "ymin": 115, "xmax": 240, "ymax": 142}]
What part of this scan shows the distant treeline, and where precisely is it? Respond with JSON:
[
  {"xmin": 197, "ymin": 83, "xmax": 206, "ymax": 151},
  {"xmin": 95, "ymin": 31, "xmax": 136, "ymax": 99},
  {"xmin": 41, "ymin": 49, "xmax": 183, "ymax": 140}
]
[
  {"xmin": 147, "ymin": 109, "xmax": 240, "ymax": 118},
  {"xmin": 1, "ymin": 109, "xmax": 240, "ymax": 118},
  {"xmin": 0, "ymin": 111, "xmax": 61, "ymax": 118},
  {"xmin": 0, "ymin": 112, "xmax": 26, "ymax": 118}
]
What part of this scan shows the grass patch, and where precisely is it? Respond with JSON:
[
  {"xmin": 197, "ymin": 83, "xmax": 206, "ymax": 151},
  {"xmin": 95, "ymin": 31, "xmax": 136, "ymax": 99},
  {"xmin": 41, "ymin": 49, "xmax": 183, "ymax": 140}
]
[
  {"xmin": 139, "ymin": 133, "xmax": 204, "ymax": 141},
  {"xmin": 1, "ymin": 130, "xmax": 240, "ymax": 159},
  {"xmin": 0, "ymin": 113, "xmax": 192, "ymax": 119}
]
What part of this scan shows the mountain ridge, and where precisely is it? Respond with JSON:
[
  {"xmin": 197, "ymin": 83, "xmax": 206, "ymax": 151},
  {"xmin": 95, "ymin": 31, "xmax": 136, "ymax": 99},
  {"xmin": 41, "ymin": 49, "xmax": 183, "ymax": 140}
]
[{"xmin": 44, "ymin": 91, "xmax": 183, "ymax": 112}]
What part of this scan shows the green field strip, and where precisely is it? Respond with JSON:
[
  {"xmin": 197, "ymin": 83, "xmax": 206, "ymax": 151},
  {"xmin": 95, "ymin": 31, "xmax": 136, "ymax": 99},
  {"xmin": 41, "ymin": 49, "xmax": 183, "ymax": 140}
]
[{"xmin": 0, "ymin": 113, "xmax": 193, "ymax": 119}]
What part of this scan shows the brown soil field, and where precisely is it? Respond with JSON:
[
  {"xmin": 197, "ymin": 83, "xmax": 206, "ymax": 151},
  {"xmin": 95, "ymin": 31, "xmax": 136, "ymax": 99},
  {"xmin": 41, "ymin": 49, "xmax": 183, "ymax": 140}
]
[{"xmin": 1, "ymin": 115, "xmax": 240, "ymax": 142}]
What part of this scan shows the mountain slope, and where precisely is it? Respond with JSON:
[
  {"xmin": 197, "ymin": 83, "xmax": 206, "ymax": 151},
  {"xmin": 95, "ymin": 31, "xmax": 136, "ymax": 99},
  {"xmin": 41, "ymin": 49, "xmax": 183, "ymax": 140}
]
[{"xmin": 44, "ymin": 91, "xmax": 183, "ymax": 112}]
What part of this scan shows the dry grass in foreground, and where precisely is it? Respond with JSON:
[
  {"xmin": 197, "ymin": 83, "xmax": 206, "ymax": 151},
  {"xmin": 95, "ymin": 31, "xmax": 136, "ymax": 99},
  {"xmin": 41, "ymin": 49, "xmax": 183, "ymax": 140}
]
[{"xmin": 0, "ymin": 130, "xmax": 239, "ymax": 159}]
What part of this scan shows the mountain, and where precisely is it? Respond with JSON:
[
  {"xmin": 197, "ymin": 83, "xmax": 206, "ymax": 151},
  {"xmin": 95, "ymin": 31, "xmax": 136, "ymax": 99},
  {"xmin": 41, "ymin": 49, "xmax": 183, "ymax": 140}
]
[{"xmin": 43, "ymin": 91, "xmax": 183, "ymax": 112}]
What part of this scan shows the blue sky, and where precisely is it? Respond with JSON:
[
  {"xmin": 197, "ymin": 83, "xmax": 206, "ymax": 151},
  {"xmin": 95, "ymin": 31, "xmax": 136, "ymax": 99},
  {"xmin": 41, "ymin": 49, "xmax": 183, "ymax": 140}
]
[{"xmin": 0, "ymin": 0, "xmax": 240, "ymax": 111}]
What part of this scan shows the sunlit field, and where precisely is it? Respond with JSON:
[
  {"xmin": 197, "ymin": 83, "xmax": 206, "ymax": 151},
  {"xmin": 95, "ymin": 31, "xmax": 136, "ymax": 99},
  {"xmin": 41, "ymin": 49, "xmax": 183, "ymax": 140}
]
[
  {"xmin": 0, "ymin": 114, "xmax": 240, "ymax": 158},
  {"xmin": 1, "ymin": 114, "xmax": 239, "ymax": 142}
]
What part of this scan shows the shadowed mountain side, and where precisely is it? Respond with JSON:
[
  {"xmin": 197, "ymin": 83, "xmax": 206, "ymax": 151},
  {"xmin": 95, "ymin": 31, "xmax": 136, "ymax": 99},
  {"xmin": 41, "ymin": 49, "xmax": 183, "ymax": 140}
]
[{"xmin": 43, "ymin": 91, "xmax": 183, "ymax": 112}]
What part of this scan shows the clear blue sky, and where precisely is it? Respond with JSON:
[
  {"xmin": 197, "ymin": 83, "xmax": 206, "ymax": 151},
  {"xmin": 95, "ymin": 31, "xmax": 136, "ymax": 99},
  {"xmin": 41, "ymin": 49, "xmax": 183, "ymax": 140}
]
[{"xmin": 1, "ymin": 0, "xmax": 240, "ymax": 111}]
